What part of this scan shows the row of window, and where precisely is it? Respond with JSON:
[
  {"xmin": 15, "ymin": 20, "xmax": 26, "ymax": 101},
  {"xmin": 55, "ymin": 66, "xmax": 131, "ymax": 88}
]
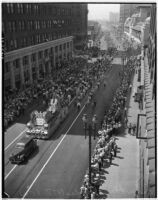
[
  {"xmin": 6, "ymin": 32, "xmax": 72, "ymax": 51},
  {"xmin": 4, "ymin": 3, "xmax": 72, "ymax": 16},
  {"xmin": 4, "ymin": 42, "xmax": 72, "ymax": 73},
  {"xmin": 4, "ymin": 19, "xmax": 72, "ymax": 33}
]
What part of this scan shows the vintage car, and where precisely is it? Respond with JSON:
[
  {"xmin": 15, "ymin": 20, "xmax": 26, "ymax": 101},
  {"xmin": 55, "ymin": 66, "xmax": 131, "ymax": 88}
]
[{"xmin": 9, "ymin": 136, "xmax": 37, "ymax": 164}]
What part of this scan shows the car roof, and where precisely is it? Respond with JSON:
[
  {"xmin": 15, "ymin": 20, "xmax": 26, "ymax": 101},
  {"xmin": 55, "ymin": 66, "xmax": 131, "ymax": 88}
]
[{"xmin": 17, "ymin": 136, "xmax": 34, "ymax": 146}]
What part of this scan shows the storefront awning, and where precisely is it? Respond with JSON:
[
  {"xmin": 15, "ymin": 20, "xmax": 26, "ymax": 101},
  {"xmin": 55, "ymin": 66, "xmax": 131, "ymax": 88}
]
[
  {"xmin": 149, "ymin": 171, "xmax": 156, "ymax": 187},
  {"xmin": 148, "ymin": 148, "xmax": 155, "ymax": 160},
  {"xmin": 145, "ymin": 102, "xmax": 153, "ymax": 108},
  {"xmin": 146, "ymin": 107, "xmax": 154, "ymax": 114},
  {"xmin": 147, "ymin": 123, "xmax": 155, "ymax": 131},
  {"xmin": 147, "ymin": 138, "xmax": 155, "ymax": 149},
  {"xmin": 148, "ymin": 185, "xmax": 156, "ymax": 198},
  {"xmin": 149, "ymin": 159, "xmax": 155, "ymax": 173},
  {"xmin": 146, "ymin": 117, "xmax": 155, "ymax": 125},
  {"xmin": 147, "ymin": 130, "xmax": 155, "ymax": 139}
]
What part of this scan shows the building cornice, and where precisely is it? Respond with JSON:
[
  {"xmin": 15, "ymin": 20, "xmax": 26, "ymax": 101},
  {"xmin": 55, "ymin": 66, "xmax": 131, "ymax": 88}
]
[{"xmin": 4, "ymin": 36, "xmax": 73, "ymax": 62}]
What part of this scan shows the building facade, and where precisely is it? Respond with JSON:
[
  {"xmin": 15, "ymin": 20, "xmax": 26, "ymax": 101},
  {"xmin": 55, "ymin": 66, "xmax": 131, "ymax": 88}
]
[
  {"xmin": 123, "ymin": 4, "xmax": 156, "ymax": 197},
  {"xmin": 109, "ymin": 12, "xmax": 119, "ymax": 24},
  {"xmin": 87, "ymin": 20, "xmax": 101, "ymax": 48},
  {"xmin": 2, "ymin": 3, "xmax": 88, "ymax": 90}
]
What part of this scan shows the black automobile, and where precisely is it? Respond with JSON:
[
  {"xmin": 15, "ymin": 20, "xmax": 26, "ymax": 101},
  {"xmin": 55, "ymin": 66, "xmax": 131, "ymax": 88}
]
[{"xmin": 9, "ymin": 136, "xmax": 37, "ymax": 164}]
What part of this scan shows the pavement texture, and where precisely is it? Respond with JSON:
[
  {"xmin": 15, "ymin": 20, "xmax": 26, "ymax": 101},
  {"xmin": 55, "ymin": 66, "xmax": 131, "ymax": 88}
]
[{"xmin": 99, "ymin": 58, "xmax": 140, "ymax": 199}]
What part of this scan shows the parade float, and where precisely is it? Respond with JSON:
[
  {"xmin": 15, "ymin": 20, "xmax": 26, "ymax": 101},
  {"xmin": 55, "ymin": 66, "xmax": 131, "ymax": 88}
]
[{"xmin": 26, "ymin": 97, "xmax": 68, "ymax": 139}]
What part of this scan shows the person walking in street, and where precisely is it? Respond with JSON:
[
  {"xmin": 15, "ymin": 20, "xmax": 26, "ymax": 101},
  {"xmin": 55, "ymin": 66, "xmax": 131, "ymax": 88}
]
[{"xmin": 77, "ymin": 101, "xmax": 81, "ymax": 112}]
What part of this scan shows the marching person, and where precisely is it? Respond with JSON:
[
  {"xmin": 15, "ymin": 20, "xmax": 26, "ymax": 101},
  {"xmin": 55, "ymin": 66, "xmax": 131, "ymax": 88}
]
[{"xmin": 77, "ymin": 101, "xmax": 81, "ymax": 112}]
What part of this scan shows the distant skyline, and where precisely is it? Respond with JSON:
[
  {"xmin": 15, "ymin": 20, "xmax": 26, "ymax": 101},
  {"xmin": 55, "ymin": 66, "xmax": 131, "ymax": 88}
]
[{"xmin": 88, "ymin": 4, "xmax": 120, "ymax": 20}]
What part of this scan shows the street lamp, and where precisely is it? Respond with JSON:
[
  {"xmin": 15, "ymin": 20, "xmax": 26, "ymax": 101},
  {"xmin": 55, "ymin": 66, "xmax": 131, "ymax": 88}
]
[{"xmin": 82, "ymin": 114, "xmax": 97, "ymax": 196}]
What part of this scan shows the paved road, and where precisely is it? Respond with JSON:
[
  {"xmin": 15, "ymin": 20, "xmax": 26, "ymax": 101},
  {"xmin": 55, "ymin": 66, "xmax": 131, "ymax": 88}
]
[
  {"xmin": 4, "ymin": 63, "xmax": 122, "ymax": 198},
  {"xmin": 100, "ymin": 37, "xmax": 108, "ymax": 50}
]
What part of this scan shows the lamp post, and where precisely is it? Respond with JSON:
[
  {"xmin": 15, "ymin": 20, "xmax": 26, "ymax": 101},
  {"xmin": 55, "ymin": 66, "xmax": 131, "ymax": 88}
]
[{"xmin": 82, "ymin": 114, "xmax": 97, "ymax": 197}]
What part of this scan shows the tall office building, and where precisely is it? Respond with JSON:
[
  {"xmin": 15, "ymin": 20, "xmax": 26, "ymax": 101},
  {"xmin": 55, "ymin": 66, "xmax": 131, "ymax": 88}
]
[
  {"xmin": 2, "ymin": 3, "xmax": 88, "ymax": 91},
  {"xmin": 109, "ymin": 12, "xmax": 119, "ymax": 24}
]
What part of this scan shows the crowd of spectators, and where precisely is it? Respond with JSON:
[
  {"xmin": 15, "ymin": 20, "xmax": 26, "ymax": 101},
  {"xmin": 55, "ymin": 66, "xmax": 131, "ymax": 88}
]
[
  {"xmin": 4, "ymin": 52, "xmax": 113, "ymax": 131},
  {"xmin": 80, "ymin": 55, "xmax": 139, "ymax": 199}
]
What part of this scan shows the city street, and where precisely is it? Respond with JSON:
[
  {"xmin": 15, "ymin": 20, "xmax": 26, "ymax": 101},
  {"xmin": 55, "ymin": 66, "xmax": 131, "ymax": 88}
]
[
  {"xmin": 4, "ymin": 44, "xmax": 122, "ymax": 198},
  {"xmin": 3, "ymin": 3, "xmax": 156, "ymax": 199}
]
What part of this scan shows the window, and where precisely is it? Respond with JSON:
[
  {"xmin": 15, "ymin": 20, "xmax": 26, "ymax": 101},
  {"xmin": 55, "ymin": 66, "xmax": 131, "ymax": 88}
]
[
  {"xmin": 8, "ymin": 22, "xmax": 12, "ymax": 32},
  {"xmin": 17, "ymin": 3, "xmax": 20, "ymax": 13},
  {"xmin": 12, "ymin": 21, "xmax": 16, "ymax": 32},
  {"xmin": 26, "ymin": 4, "xmax": 29, "ymax": 13},
  {"xmin": 7, "ymin": 3, "xmax": 10, "ymax": 13},
  {"xmin": 22, "ymin": 21, "xmax": 25, "ymax": 30},
  {"xmin": 15, "ymin": 74, "xmax": 20, "ymax": 81},
  {"xmin": 59, "ymin": 45, "xmax": 62, "ymax": 51},
  {"xmin": 14, "ymin": 59, "xmax": 20, "ymax": 68},
  {"xmin": 5, "ymin": 62, "xmax": 10, "ymax": 73},
  {"xmin": 14, "ymin": 40, "xmax": 17, "ymax": 48},
  {"xmin": 44, "ymin": 49, "xmax": 48, "ymax": 57},
  {"xmin": 23, "ymin": 56, "xmax": 28, "ymax": 65},
  {"xmin": 19, "ymin": 21, "xmax": 22, "ymax": 31},
  {"xmin": 20, "ymin": 4, "xmax": 23, "ymax": 13},
  {"xmin": 55, "ymin": 46, "xmax": 58, "ymax": 52},
  {"xmin": 31, "ymin": 53, "xmax": 36, "ymax": 62},
  {"xmin": 38, "ymin": 51, "xmax": 42, "ymax": 59},
  {"xmin": 10, "ymin": 40, "xmax": 14, "ymax": 48},
  {"xmin": 10, "ymin": 3, "xmax": 14, "ymax": 13}
]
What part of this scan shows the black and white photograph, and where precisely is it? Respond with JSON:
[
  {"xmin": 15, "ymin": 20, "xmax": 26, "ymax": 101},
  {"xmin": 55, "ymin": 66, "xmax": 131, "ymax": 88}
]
[{"xmin": 2, "ymin": 1, "xmax": 156, "ymax": 199}]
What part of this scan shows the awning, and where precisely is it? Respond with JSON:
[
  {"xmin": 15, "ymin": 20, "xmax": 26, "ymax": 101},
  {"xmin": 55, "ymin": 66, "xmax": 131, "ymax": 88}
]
[
  {"xmin": 146, "ymin": 112, "xmax": 154, "ymax": 119},
  {"xmin": 146, "ymin": 97, "xmax": 152, "ymax": 103},
  {"xmin": 148, "ymin": 148, "xmax": 155, "ymax": 160},
  {"xmin": 147, "ymin": 130, "xmax": 155, "ymax": 139},
  {"xmin": 149, "ymin": 171, "xmax": 156, "ymax": 187},
  {"xmin": 145, "ymin": 102, "xmax": 153, "ymax": 108},
  {"xmin": 148, "ymin": 185, "xmax": 156, "ymax": 198},
  {"xmin": 146, "ymin": 117, "xmax": 155, "ymax": 125},
  {"xmin": 149, "ymin": 159, "xmax": 155, "ymax": 173},
  {"xmin": 146, "ymin": 107, "xmax": 154, "ymax": 114},
  {"xmin": 147, "ymin": 123, "xmax": 155, "ymax": 131},
  {"xmin": 147, "ymin": 138, "xmax": 155, "ymax": 149}
]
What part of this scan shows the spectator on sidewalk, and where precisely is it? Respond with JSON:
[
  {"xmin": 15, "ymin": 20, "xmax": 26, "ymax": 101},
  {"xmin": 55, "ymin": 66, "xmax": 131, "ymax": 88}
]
[
  {"xmin": 113, "ymin": 143, "xmax": 118, "ymax": 157},
  {"xmin": 109, "ymin": 151, "xmax": 113, "ymax": 164}
]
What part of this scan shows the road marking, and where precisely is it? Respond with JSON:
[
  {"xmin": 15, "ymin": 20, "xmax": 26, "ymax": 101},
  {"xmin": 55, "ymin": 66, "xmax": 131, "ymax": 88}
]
[
  {"xmin": 5, "ymin": 165, "xmax": 17, "ymax": 180},
  {"xmin": 5, "ymin": 129, "xmax": 27, "ymax": 151},
  {"xmin": 22, "ymin": 105, "xmax": 85, "ymax": 198}
]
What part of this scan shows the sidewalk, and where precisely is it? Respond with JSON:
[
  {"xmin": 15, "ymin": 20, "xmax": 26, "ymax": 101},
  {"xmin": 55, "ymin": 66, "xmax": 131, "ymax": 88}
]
[{"xmin": 99, "ymin": 71, "xmax": 140, "ymax": 198}]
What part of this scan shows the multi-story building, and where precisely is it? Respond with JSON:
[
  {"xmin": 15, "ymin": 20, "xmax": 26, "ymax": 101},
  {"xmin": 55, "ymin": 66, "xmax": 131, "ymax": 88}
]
[
  {"xmin": 127, "ymin": 4, "xmax": 156, "ymax": 198},
  {"xmin": 87, "ymin": 20, "xmax": 101, "ymax": 48},
  {"xmin": 109, "ymin": 12, "xmax": 119, "ymax": 24},
  {"xmin": 124, "ymin": 5, "xmax": 151, "ymax": 48},
  {"xmin": 2, "ymin": 3, "xmax": 88, "ymax": 91},
  {"xmin": 119, "ymin": 4, "xmax": 137, "ymax": 35}
]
